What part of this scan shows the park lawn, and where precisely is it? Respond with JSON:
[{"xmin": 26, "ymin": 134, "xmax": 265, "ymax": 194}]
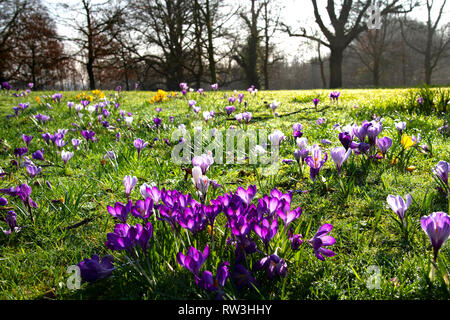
[{"xmin": 0, "ymin": 87, "xmax": 448, "ymax": 300}]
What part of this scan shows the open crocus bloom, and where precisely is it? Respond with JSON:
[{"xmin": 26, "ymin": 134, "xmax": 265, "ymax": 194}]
[{"xmin": 420, "ymin": 211, "xmax": 450, "ymax": 260}]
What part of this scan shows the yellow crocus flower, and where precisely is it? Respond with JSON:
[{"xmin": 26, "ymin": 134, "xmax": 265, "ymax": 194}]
[{"xmin": 401, "ymin": 134, "xmax": 415, "ymax": 150}]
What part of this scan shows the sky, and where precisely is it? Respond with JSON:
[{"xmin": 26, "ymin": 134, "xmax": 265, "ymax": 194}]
[{"xmin": 44, "ymin": 0, "xmax": 450, "ymax": 63}]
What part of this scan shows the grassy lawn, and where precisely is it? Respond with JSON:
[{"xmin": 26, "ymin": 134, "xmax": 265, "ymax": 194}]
[{"xmin": 0, "ymin": 87, "xmax": 448, "ymax": 300}]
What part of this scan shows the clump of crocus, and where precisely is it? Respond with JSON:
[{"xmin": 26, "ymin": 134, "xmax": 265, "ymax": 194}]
[
  {"xmin": 0, "ymin": 183, "xmax": 37, "ymax": 222},
  {"xmin": 77, "ymin": 254, "xmax": 115, "ymax": 283},
  {"xmin": 329, "ymin": 91, "xmax": 340, "ymax": 103},
  {"xmin": 420, "ymin": 211, "xmax": 450, "ymax": 262}
]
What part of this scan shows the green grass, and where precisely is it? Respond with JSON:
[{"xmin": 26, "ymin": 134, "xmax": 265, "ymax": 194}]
[{"xmin": 0, "ymin": 87, "xmax": 448, "ymax": 300}]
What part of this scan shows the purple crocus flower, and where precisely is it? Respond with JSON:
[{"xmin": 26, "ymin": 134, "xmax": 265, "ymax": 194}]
[
  {"xmin": 153, "ymin": 117, "xmax": 162, "ymax": 128},
  {"xmin": 211, "ymin": 83, "xmax": 218, "ymax": 91},
  {"xmin": 313, "ymin": 98, "xmax": 320, "ymax": 107},
  {"xmin": 288, "ymin": 228, "xmax": 303, "ymax": 250},
  {"xmin": 107, "ymin": 201, "xmax": 132, "ymax": 223},
  {"xmin": 432, "ymin": 161, "xmax": 449, "ymax": 187},
  {"xmin": 395, "ymin": 121, "xmax": 407, "ymax": 133},
  {"xmin": 61, "ymin": 150, "xmax": 74, "ymax": 165},
  {"xmin": 254, "ymin": 217, "xmax": 278, "ymax": 247},
  {"xmin": 386, "ymin": 194, "xmax": 411, "ymax": 222},
  {"xmin": 2, "ymin": 211, "xmax": 21, "ymax": 235},
  {"xmin": 72, "ymin": 139, "xmax": 81, "ymax": 150},
  {"xmin": 26, "ymin": 164, "xmax": 41, "ymax": 177},
  {"xmin": 420, "ymin": 211, "xmax": 450, "ymax": 261},
  {"xmin": 177, "ymin": 245, "xmax": 210, "ymax": 276},
  {"xmin": 305, "ymin": 145, "xmax": 327, "ymax": 181},
  {"xmin": 0, "ymin": 183, "xmax": 37, "ymax": 208},
  {"xmin": 196, "ymin": 262, "xmax": 229, "ymax": 299},
  {"xmin": 51, "ymin": 93, "xmax": 63, "ymax": 103},
  {"xmin": 77, "ymin": 255, "xmax": 114, "ymax": 282},
  {"xmin": 192, "ymin": 153, "xmax": 214, "ymax": 174},
  {"xmin": 242, "ymin": 112, "xmax": 252, "ymax": 124},
  {"xmin": 225, "ymin": 105, "xmax": 235, "ymax": 116},
  {"xmin": 277, "ymin": 206, "xmax": 302, "ymax": 227},
  {"xmin": 331, "ymin": 147, "xmax": 351, "ymax": 174},
  {"xmin": 55, "ymin": 139, "xmax": 68, "ymax": 150},
  {"xmin": 308, "ymin": 224, "xmax": 336, "ymax": 261},
  {"xmin": 133, "ymin": 138, "xmax": 148, "ymax": 159},
  {"xmin": 14, "ymin": 147, "xmax": 28, "ymax": 159},
  {"xmin": 134, "ymin": 222, "xmax": 153, "ymax": 253},
  {"xmin": 231, "ymin": 264, "xmax": 257, "ymax": 289},
  {"xmin": 0, "ymin": 197, "xmax": 7, "ymax": 206},
  {"xmin": 366, "ymin": 121, "xmax": 382, "ymax": 146},
  {"xmin": 131, "ymin": 198, "xmax": 154, "ymax": 221},
  {"xmin": 377, "ymin": 136, "xmax": 393, "ymax": 156},
  {"xmin": 417, "ymin": 97, "xmax": 424, "ymax": 105},
  {"xmin": 353, "ymin": 121, "xmax": 372, "ymax": 142},
  {"xmin": 179, "ymin": 82, "xmax": 188, "ymax": 91},
  {"xmin": 22, "ymin": 135, "xmax": 33, "ymax": 147},
  {"xmin": 339, "ymin": 131, "xmax": 353, "ymax": 150},
  {"xmin": 35, "ymin": 114, "xmax": 50, "ymax": 124},
  {"xmin": 228, "ymin": 96, "xmax": 236, "ymax": 104},
  {"xmin": 123, "ymin": 175, "xmax": 138, "ymax": 197},
  {"xmin": 140, "ymin": 185, "xmax": 161, "ymax": 204},
  {"xmin": 32, "ymin": 149, "xmax": 45, "ymax": 161},
  {"xmin": 105, "ymin": 223, "xmax": 136, "ymax": 252},
  {"xmin": 255, "ymin": 253, "xmax": 288, "ymax": 279},
  {"xmin": 316, "ymin": 118, "xmax": 326, "ymax": 125},
  {"xmin": 81, "ymin": 130, "xmax": 96, "ymax": 142},
  {"xmin": 292, "ymin": 123, "xmax": 303, "ymax": 138},
  {"xmin": 238, "ymin": 93, "xmax": 244, "ymax": 104}
]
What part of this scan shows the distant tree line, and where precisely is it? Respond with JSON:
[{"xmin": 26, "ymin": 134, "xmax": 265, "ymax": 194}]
[{"xmin": 0, "ymin": 0, "xmax": 449, "ymax": 90}]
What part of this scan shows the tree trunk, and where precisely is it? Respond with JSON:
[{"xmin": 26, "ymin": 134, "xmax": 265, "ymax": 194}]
[
  {"xmin": 329, "ymin": 47, "xmax": 343, "ymax": 88},
  {"xmin": 87, "ymin": 60, "xmax": 95, "ymax": 90},
  {"xmin": 317, "ymin": 42, "xmax": 327, "ymax": 88},
  {"xmin": 205, "ymin": 0, "xmax": 216, "ymax": 84}
]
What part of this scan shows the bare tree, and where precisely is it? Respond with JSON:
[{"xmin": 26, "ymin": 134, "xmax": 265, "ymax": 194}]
[
  {"xmin": 352, "ymin": 16, "xmax": 396, "ymax": 86},
  {"xmin": 283, "ymin": 0, "xmax": 416, "ymax": 88},
  {"xmin": 60, "ymin": 0, "xmax": 126, "ymax": 89},
  {"xmin": 401, "ymin": 0, "xmax": 450, "ymax": 84},
  {"xmin": 0, "ymin": 0, "xmax": 29, "ymax": 82}
]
